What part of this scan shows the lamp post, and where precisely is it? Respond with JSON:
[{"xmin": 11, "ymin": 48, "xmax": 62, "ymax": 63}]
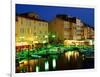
[{"xmin": 52, "ymin": 35, "xmax": 56, "ymax": 38}]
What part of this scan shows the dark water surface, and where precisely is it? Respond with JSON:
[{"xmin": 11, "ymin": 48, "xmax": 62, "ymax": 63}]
[{"xmin": 16, "ymin": 51, "xmax": 94, "ymax": 73}]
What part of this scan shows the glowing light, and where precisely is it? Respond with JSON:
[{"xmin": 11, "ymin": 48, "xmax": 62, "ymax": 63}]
[
  {"xmin": 74, "ymin": 51, "xmax": 79, "ymax": 60},
  {"xmin": 19, "ymin": 60, "xmax": 24, "ymax": 67},
  {"xmin": 35, "ymin": 36, "xmax": 38, "ymax": 38},
  {"xmin": 52, "ymin": 58, "xmax": 56, "ymax": 69},
  {"xmin": 19, "ymin": 36, "xmax": 24, "ymax": 39},
  {"xmin": 16, "ymin": 42, "xmax": 28, "ymax": 46},
  {"xmin": 34, "ymin": 41, "xmax": 38, "ymax": 43},
  {"xmin": 52, "ymin": 35, "xmax": 56, "ymax": 38},
  {"xmin": 45, "ymin": 61, "xmax": 49, "ymax": 71},
  {"xmin": 82, "ymin": 54, "xmax": 85, "ymax": 60},
  {"xmin": 89, "ymin": 40, "xmax": 93, "ymax": 45},
  {"xmin": 68, "ymin": 51, "xmax": 72, "ymax": 61},
  {"xmin": 45, "ymin": 35, "xmax": 48, "ymax": 38},
  {"xmin": 71, "ymin": 51, "xmax": 74, "ymax": 56},
  {"xmin": 64, "ymin": 40, "xmax": 86, "ymax": 46},
  {"xmin": 65, "ymin": 51, "xmax": 80, "ymax": 61},
  {"xmin": 43, "ymin": 40, "xmax": 46, "ymax": 44},
  {"xmin": 24, "ymin": 60, "xmax": 28, "ymax": 65},
  {"xmin": 65, "ymin": 51, "xmax": 72, "ymax": 61}
]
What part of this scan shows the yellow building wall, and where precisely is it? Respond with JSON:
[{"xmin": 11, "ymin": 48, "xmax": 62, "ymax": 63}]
[{"xmin": 16, "ymin": 16, "xmax": 48, "ymax": 45}]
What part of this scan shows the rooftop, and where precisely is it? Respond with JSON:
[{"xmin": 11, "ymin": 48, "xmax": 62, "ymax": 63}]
[{"xmin": 16, "ymin": 12, "xmax": 48, "ymax": 22}]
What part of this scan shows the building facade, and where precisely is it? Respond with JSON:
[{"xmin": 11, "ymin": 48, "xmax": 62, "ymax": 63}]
[
  {"xmin": 83, "ymin": 23, "xmax": 94, "ymax": 39},
  {"xmin": 16, "ymin": 13, "xmax": 48, "ymax": 47},
  {"xmin": 49, "ymin": 15, "xmax": 84, "ymax": 42},
  {"xmin": 49, "ymin": 14, "xmax": 94, "ymax": 45},
  {"xmin": 16, "ymin": 13, "xmax": 94, "ymax": 47}
]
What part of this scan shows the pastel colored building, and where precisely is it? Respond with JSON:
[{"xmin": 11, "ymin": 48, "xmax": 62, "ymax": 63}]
[
  {"xmin": 16, "ymin": 13, "xmax": 48, "ymax": 48},
  {"xmin": 49, "ymin": 14, "xmax": 94, "ymax": 45}
]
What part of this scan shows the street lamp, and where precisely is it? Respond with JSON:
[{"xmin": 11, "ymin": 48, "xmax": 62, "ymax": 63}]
[
  {"xmin": 52, "ymin": 35, "xmax": 56, "ymax": 45},
  {"xmin": 43, "ymin": 40, "xmax": 46, "ymax": 44},
  {"xmin": 45, "ymin": 35, "xmax": 48, "ymax": 39},
  {"xmin": 44, "ymin": 35, "xmax": 48, "ymax": 43},
  {"xmin": 52, "ymin": 35, "xmax": 56, "ymax": 38}
]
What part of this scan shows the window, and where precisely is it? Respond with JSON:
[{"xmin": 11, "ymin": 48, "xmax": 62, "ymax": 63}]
[
  {"xmin": 44, "ymin": 23, "xmax": 46, "ymax": 26},
  {"xmin": 39, "ymin": 22, "xmax": 41, "ymax": 26},
  {"xmin": 76, "ymin": 27, "xmax": 82, "ymax": 30},
  {"xmin": 64, "ymin": 25, "xmax": 70, "ymax": 29},
  {"xmin": 27, "ymin": 28, "xmax": 30, "ymax": 34},
  {"xmin": 77, "ymin": 30, "xmax": 82, "ymax": 32},
  {"xmin": 20, "ymin": 28, "xmax": 24, "ymax": 34},
  {"xmin": 77, "ymin": 36, "xmax": 81, "ymax": 39},
  {"xmin": 21, "ymin": 18, "xmax": 23, "ymax": 25},
  {"xmin": 64, "ymin": 32, "xmax": 70, "ymax": 36},
  {"xmin": 28, "ymin": 20, "xmax": 31, "ymax": 26},
  {"xmin": 26, "ymin": 20, "xmax": 29, "ymax": 26},
  {"xmin": 34, "ymin": 26, "xmax": 36, "ymax": 29}
]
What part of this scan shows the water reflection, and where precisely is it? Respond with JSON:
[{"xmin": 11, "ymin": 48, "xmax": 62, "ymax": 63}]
[
  {"xmin": 16, "ymin": 50, "xmax": 94, "ymax": 73},
  {"xmin": 36, "ymin": 65, "xmax": 39, "ymax": 72},
  {"xmin": 52, "ymin": 58, "xmax": 56, "ymax": 69},
  {"xmin": 45, "ymin": 60, "xmax": 49, "ymax": 71},
  {"xmin": 65, "ymin": 51, "xmax": 79, "ymax": 61},
  {"xmin": 74, "ymin": 51, "xmax": 79, "ymax": 60}
]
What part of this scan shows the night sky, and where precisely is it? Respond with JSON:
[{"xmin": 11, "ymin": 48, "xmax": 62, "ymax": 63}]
[{"xmin": 16, "ymin": 4, "xmax": 94, "ymax": 27}]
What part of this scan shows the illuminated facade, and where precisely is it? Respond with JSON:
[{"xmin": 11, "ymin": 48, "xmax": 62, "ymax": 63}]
[
  {"xmin": 64, "ymin": 21, "xmax": 72, "ymax": 40},
  {"xmin": 49, "ymin": 15, "xmax": 84, "ymax": 42},
  {"xmin": 16, "ymin": 13, "xmax": 94, "ymax": 46},
  {"xmin": 49, "ymin": 17, "xmax": 64, "ymax": 42},
  {"xmin": 49, "ymin": 14, "xmax": 94, "ymax": 45},
  {"xmin": 16, "ymin": 13, "xmax": 48, "ymax": 46},
  {"xmin": 72, "ymin": 18, "xmax": 84, "ymax": 40},
  {"xmin": 83, "ymin": 24, "xmax": 94, "ymax": 39}
]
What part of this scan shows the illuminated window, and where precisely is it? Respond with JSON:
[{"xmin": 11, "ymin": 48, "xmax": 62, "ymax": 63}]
[
  {"xmin": 64, "ymin": 32, "xmax": 70, "ymax": 36},
  {"xmin": 21, "ymin": 18, "xmax": 23, "ymax": 25},
  {"xmin": 76, "ymin": 30, "xmax": 82, "ymax": 32},
  {"xmin": 39, "ymin": 22, "xmax": 41, "ymax": 26}
]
